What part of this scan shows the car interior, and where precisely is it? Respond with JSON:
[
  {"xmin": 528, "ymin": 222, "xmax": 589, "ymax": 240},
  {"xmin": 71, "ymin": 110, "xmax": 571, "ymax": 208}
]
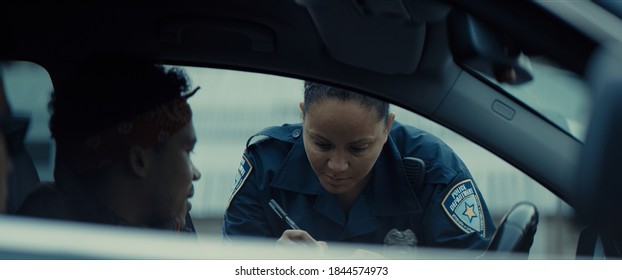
[{"xmin": 0, "ymin": 0, "xmax": 621, "ymax": 259}]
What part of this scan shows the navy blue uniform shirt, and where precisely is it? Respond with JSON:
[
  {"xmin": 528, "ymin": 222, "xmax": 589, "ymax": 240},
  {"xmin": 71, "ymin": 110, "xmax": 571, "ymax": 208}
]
[{"xmin": 223, "ymin": 121, "xmax": 495, "ymax": 250}]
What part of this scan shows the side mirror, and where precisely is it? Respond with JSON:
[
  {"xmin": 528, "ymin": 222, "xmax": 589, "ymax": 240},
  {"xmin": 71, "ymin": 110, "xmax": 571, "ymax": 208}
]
[{"xmin": 484, "ymin": 202, "xmax": 539, "ymax": 259}]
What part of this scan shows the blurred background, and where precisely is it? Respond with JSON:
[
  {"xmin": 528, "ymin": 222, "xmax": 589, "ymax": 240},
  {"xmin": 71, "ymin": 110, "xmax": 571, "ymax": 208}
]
[{"xmin": 1, "ymin": 61, "xmax": 582, "ymax": 257}]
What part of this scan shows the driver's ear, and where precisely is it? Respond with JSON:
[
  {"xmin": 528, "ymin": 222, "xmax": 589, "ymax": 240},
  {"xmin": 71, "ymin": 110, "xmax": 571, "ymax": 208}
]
[{"xmin": 129, "ymin": 146, "xmax": 149, "ymax": 178}]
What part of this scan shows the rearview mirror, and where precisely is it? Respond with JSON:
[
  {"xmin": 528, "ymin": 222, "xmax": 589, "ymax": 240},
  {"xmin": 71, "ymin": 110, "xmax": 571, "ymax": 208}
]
[{"xmin": 448, "ymin": 11, "xmax": 533, "ymax": 85}]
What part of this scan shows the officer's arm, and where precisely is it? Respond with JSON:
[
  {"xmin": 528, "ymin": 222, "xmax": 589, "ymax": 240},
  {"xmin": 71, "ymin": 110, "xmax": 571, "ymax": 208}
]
[{"xmin": 222, "ymin": 151, "xmax": 275, "ymax": 239}]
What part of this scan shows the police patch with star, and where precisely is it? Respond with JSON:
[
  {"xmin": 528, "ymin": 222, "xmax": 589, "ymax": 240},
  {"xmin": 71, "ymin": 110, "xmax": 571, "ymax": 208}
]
[{"xmin": 441, "ymin": 179, "xmax": 486, "ymax": 238}]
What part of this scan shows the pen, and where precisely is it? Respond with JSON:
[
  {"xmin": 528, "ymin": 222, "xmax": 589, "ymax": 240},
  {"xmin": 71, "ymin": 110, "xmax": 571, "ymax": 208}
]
[{"xmin": 268, "ymin": 199, "xmax": 301, "ymax": 230}]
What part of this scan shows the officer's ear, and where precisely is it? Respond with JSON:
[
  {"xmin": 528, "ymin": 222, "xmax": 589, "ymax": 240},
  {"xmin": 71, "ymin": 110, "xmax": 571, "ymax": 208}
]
[
  {"xmin": 384, "ymin": 113, "xmax": 395, "ymax": 134},
  {"xmin": 299, "ymin": 102, "xmax": 305, "ymax": 121}
]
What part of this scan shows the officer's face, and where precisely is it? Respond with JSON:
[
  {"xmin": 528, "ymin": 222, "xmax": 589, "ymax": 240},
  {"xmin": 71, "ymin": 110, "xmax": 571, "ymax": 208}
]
[{"xmin": 301, "ymin": 99, "xmax": 394, "ymax": 204}]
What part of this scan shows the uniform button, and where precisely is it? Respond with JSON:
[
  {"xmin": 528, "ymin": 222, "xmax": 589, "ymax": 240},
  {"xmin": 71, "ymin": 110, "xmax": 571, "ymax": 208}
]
[{"xmin": 292, "ymin": 129, "xmax": 301, "ymax": 138}]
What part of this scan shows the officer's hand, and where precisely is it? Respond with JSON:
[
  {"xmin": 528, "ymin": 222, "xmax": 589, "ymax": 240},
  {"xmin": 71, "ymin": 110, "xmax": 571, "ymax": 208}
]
[{"xmin": 277, "ymin": 229, "xmax": 327, "ymax": 253}]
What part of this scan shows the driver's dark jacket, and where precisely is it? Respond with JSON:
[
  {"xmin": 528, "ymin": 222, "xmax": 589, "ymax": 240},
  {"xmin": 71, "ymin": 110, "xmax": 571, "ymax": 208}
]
[
  {"xmin": 17, "ymin": 163, "xmax": 195, "ymax": 232},
  {"xmin": 223, "ymin": 121, "xmax": 496, "ymax": 250}
]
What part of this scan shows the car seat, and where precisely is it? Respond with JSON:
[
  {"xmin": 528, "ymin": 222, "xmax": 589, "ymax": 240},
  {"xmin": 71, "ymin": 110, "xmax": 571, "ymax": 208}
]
[
  {"xmin": 6, "ymin": 148, "xmax": 40, "ymax": 213},
  {"xmin": 4, "ymin": 115, "xmax": 40, "ymax": 214}
]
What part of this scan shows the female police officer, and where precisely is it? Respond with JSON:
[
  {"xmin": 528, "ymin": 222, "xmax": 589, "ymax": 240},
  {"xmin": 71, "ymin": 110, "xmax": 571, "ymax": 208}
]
[{"xmin": 223, "ymin": 81, "xmax": 495, "ymax": 251}]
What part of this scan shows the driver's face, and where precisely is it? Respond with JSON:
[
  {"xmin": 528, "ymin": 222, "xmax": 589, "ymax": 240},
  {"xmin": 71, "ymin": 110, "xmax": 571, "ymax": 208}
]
[{"xmin": 144, "ymin": 121, "xmax": 200, "ymax": 227}]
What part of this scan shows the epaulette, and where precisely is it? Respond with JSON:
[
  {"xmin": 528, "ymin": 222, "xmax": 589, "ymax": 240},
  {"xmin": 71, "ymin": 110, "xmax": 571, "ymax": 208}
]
[{"xmin": 245, "ymin": 123, "xmax": 303, "ymax": 148}]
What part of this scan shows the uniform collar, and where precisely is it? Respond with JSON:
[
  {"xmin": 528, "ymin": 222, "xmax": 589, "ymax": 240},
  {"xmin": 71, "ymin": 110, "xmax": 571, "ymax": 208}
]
[{"xmin": 270, "ymin": 138, "xmax": 321, "ymax": 195}]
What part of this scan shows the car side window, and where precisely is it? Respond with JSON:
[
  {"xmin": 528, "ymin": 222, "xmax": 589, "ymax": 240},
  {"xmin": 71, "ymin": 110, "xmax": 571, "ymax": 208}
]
[
  {"xmin": 2, "ymin": 62, "xmax": 582, "ymax": 257},
  {"xmin": 175, "ymin": 66, "xmax": 581, "ymax": 256}
]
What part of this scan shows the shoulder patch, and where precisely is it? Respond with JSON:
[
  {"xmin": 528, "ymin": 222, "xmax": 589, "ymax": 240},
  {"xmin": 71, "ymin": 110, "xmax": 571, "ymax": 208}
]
[
  {"xmin": 441, "ymin": 179, "xmax": 486, "ymax": 238},
  {"xmin": 228, "ymin": 155, "xmax": 253, "ymax": 204}
]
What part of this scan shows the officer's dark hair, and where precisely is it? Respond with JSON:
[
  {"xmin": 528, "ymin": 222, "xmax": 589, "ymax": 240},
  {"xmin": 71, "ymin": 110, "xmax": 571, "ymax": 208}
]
[{"xmin": 303, "ymin": 81, "xmax": 390, "ymax": 124}]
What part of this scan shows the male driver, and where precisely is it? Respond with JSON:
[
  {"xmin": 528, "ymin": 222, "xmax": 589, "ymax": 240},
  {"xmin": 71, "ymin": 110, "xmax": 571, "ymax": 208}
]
[{"xmin": 18, "ymin": 55, "xmax": 201, "ymax": 231}]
